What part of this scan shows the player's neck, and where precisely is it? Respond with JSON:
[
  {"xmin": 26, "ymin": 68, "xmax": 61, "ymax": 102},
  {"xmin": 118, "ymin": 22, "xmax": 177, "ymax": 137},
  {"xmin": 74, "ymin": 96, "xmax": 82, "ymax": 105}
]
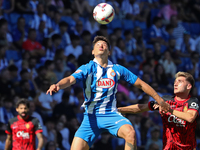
[
  {"xmin": 175, "ymin": 93, "xmax": 190, "ymax": 101},
  {"xmin": 95, "ymin": 56, "xmax": 108, "ymax": 68}
]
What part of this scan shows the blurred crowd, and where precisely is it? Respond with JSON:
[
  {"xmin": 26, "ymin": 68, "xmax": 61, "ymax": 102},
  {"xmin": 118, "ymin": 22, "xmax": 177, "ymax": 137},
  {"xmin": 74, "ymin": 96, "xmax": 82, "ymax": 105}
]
[{"xmin": 0, "ymin": 0, "xmax": 200, "ymax": 150}]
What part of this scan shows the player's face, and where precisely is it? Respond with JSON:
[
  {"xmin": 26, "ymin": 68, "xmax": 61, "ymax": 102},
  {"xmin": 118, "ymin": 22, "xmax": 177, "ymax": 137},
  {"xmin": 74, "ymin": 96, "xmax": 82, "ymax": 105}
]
[
  {"xmin": 16, "ymin": 104, "xmax": 29, "ymax": 118},
  {"xmin": 92, "ymin": 40, "xmax": 110, "ymax": 57},
  {"xmin": 174, "ymin": 76, "xmax": 191, "ymax": 94}
]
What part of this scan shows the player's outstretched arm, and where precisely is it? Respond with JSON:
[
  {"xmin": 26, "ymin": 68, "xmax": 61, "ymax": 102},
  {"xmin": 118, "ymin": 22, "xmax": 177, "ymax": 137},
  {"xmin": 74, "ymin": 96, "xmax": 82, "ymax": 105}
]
[
  {"xmin": 46, "ymin": 75, "xmax": 76, "ymax": 95},
  {"xmin": 36, "ymin": 133, "xmax": 44, "ymax": 150},
  {"xmin": 118, "ymin": 101, "xmax": 157, "ymax": 114},
  {"xmin": 133, "ymin": 78, "xmax": 170, "ymax": 112},
  {"xmin": 118, "ymin": 104, "xmax": 149, "ymax": 114},
  {"xmin": 5, "ymin": 134, "xmax": 12, "ymax": 150}
]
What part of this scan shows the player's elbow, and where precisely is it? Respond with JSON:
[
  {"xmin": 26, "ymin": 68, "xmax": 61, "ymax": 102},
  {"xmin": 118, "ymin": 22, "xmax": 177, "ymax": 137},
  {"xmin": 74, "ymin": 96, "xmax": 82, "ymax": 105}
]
[
  {"xmin": 187, "ymin": 117, "xmax": 196, "ymax": 123},
  {"xmin": 187, "ymin": 118, "xmax": 195, "ymax": 123}
]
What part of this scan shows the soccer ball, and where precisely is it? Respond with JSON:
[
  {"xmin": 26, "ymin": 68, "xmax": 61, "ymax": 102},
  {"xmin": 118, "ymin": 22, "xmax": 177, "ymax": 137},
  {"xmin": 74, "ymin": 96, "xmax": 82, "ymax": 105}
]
[{"xmin": 93, "ymin": 3, "xmax": 115, "ymax": 25}]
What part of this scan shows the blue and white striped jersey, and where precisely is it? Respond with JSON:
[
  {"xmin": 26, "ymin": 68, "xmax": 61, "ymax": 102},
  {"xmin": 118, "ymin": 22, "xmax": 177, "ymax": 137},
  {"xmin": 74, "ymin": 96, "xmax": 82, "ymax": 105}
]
[{"xmin": 71, "ymin": 58, "xmax": 138, "ymax": 115}]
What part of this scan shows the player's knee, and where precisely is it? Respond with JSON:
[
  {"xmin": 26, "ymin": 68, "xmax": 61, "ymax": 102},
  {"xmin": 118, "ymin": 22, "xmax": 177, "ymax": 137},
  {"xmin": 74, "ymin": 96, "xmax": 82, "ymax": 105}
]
[{"xmin": 125, "ymin": 128, "xmax": 136, "ymax": 142}]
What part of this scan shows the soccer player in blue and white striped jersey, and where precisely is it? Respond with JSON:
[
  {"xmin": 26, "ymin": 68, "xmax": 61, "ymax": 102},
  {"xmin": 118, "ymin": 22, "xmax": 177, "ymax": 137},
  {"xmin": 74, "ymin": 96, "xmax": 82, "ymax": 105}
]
[{"xmin": 46, "ymin": 36, "xmax": 169, "ymax": 150}]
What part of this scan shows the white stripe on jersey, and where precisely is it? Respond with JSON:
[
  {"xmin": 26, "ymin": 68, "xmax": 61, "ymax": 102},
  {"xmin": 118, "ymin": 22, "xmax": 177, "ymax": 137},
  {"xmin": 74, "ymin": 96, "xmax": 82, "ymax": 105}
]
[
  {"xmin": 99, "ymin": 68, "xmax": 115, "ymax": 114},
  {"xmin": 82, "ymin": 73, "xmax": 93, "ymax": 108},
  {"xmin": 87, "ymin": 101, "xmax": 97, "ymax": 114},
  {"xmin": 94, "ymin": 65, "xmax": 103, "ymax": 101}
]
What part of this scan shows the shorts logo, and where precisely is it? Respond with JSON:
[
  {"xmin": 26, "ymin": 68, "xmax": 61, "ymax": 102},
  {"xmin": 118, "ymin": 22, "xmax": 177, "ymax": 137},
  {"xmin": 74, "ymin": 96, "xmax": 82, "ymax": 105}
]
[
  {"xmin": 16, "ymin": 131, "xmax": 30, "ymax": 139},
  {"xmin": 97, "ymin": 78, "xmax": 115, "ymax": 88},
  {"xmin": 26, "ymin": 124, "xmax": 30, "ymax": 129},
  {"xmin": 110, "ymin": 70, "xmax": 116, "ymax": 77}
]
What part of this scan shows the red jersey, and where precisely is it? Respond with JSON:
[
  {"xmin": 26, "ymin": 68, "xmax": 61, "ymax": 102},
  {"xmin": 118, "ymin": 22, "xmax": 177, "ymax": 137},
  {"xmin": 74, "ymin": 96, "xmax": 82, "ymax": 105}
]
[
  {"xmin": 22, "ymin": 39, "xmax": 43, "ymax": 51},
  {"xmin": 162, "ymin": 95, "xmax": 199, "ymax": 150},
  {"xmin": 5, "ymin": 115, "xmax": 43, "ymax": 150}
]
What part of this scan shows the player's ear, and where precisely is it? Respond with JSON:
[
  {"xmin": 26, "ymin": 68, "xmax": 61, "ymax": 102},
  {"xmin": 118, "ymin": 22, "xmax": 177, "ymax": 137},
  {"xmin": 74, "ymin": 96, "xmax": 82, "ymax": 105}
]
[
  {"xmin": 187, "ymin": 84, "xmax": 192, "ymax": 90},
  {"xmin": 92, "ymin": 49, "xmax": 94, "ymax": 55}
]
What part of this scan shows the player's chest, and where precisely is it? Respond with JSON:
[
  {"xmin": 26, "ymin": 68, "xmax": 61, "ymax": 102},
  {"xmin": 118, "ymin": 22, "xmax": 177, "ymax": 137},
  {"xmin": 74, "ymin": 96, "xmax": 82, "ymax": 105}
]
[
  {"xmin": 90, "ymin": 68, "xmax": 118, "ymax": 89},
  {"xmin": 11, "ymin": 121, "xmax": 34, "ymax": 138},
  {"xmin": 164, "ymin": 102, "xmax": 188, "ymax": 127}
]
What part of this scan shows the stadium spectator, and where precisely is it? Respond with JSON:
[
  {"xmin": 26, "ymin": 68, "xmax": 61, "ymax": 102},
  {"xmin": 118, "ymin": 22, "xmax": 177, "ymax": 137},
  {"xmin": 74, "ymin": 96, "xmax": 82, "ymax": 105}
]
[
  {"xmin": 15, "ymin": 0, "xmax": 34, "ymax": 14},
  {"xmin": 34, "ymin": 66, "xmax": 47, "ymax": 88},
  {"xmin": 175, "ymin": 31, "xmax": 196, "ymax": 57},
  {"xmin": 53, "ymin": 91, "xmax": 76, "ymax": 119},
  {"xmin": 36, "ymin": 21, "xmax": 48, "ymax": 44},
  {"xmin": 51, "ymin": 11, "xmax": 61, "ymax": 31},
  {"xmin": 31, "ymin": 3, "xmax": 49, "ymax": 31},
  {"xmin": 161, "ymin": 24, "xmax": 174, "ymax": 42},
  {"xmin": 29, "ymin": 101, "xmax": 44, "ymax": 127},
  {"xmin": 51, "ymin": 33, "xmax": 61, "ymax": 51},
  {"xmin": 121, "ymin": 0, "xmax": 140, "ymax": 20},
  {"xmin": 80, "ymin": 30, "xmax": 92, "ymax": 46},
  {"xmin": 18, "ymin": 79, "xmax": 36, "ymax": 100},
  {"xmin": 44, "ymin": 60, "xmax": 57, "ymax": 85},
  {"xmin": 170, "ymin": 15, "xmax": 186, "ymax": 39},
  {"xmin": 55, "ymin": 121, "xmax": 70, "ymax": 150},
  {"xmin": 12, "ymin": 17, "xmax": 27, "ymax": 49},
  {"xmin": 0, "ymin": 68, "xmax": 14, "ymax": 97},
  {"xmin": 145, "ymin": 127, "xmax": 162, "ymax": 150},
  {"xmin": 92, "ymin": 132, "xmax": 115, "ymax": 150},
  {"xmin": 157, "ymin": 0, "xmax": 178, "ymax": 24},
  {"xmin": 148, "ymin": 17, "xmax": 165, "ymax": 45},
  {"xmin": 0, "ymin": 99, "xmax": 15, "ymax": 124},
  {"xmin": 78, "ymin": 44, "xmax": 93, "ymax": 66},
  {"xmin": 159, "ymin": 50, "xmax": 177, "ymax": 79},
  {"xmin": 64, "ymin": 34, "xmax": 82, "ymax": 59},
  {"xmin": 22, "ymin": 28, "xmax": 45, "ymax": 57}
]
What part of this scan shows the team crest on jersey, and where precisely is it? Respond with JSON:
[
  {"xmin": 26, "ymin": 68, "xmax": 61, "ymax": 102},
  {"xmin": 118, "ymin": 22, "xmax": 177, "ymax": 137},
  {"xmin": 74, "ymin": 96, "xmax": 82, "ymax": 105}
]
[
  {"xmin": 26, "ymin": 124, "xmax": 30, "ymax": 129},
  {"xmin": 110, "ymin": 70, "xmax": 116, "ymax": 77},
  {"xmin": 75, "ymin": 70, "xmax": 82, "ymax": 74},
  {"xmin": 183, "ymin": 106, "xmax": 188, "ymax": 112},
  {"xmin": 97, "ymin": 78, "xmax": 115, "ymax": 88}
]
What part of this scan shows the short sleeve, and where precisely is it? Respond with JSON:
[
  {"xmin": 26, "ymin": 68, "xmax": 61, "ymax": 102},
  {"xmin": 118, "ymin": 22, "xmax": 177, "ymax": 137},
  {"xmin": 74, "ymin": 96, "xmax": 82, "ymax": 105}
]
[
  {"xmin": 188, "ymin": 98, "xmax": 199, "ymax": 112},
  {"xmin": 118, "ymin": 65, "xmax": 138, "ymax": 85},
  {"xmin": 34, "ymin": 118, "xmax": 43, "ymax": 134},
  {"xmin": 5, "ymin": 121, "xmax": 12, "ymax": 135},
  {"xmin": 71, "ymin": 65, "xmax": 88, "ymax": 83}
]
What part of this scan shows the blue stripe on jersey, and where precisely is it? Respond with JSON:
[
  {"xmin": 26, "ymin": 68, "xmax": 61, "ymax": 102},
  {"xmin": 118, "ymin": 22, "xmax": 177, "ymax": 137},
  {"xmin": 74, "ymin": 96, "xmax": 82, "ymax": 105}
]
[{"xmin": 71, "ymin": 59, "xmax": 138, "ymax": 115}]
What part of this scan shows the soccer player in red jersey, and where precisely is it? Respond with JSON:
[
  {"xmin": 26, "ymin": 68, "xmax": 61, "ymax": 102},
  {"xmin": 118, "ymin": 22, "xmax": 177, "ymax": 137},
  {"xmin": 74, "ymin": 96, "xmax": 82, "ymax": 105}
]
[
  {"xmin": 5, "ymin": 99, "xmax": 43, "ymax": 150},
  {"xmin": 118, "ymin": 72, "xmax": 199, "ymax": 150}
]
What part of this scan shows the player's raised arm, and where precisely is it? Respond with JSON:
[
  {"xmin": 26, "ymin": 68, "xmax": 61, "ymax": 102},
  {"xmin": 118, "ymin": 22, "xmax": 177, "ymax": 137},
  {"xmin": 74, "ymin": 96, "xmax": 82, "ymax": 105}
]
[
  {"xmin": 36, "ymin": 133, "xmax": 44, "ymax": 150},
  {"xmin": 133, "ymin": 78, "xmax": 169, "ymax": 112},
  {"xmin": 5, "ymin": 134, "xmax": 12, "ymax": 150},
  {"xmin": 46, "ymin": 75, "xmax": 76, "ymax": 95}
]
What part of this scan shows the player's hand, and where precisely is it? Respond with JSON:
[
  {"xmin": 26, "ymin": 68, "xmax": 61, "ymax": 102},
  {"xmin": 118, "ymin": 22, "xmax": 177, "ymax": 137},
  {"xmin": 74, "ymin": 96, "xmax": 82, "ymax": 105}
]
[
  {"xmin": 36, "ymin": 148, "xmax": 42, "ymax": 150},
  {"xmin": 46, "ymin": 84, "xmax": 60, "ymax": 95},
  {"xmin": 160, "ymin": 101, "xmax": 170, "ymax": 113}
]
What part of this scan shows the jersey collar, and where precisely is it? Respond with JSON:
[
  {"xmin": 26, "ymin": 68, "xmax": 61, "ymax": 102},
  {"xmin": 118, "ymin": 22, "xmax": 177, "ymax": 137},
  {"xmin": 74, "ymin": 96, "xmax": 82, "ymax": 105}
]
[{"xmin": 93, "ymin": 58, "xmax": 113, "ymax": 68}]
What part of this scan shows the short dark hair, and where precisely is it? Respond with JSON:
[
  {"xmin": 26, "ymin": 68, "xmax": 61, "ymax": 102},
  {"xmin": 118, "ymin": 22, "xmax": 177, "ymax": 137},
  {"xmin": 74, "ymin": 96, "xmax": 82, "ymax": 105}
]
[
  {"xmin": 8, "ymin": 64, "xmax": 18, "ymax": 72},
  {"xmin": 153, "ymin": 16, "xmax": 162, "ymax": 24},
  {"xmin": 16, "ymin": 98, "xmax": 29, "ymax": 108},
  {"xmin": 20, "ymin": 69, "xmax": 28, "ymax": 76},
  {"xmin": 52, "ymin": 34, "xmax": 61, "ymax": 41},
  {"xmin": 93, "ymin": 36, "xmax": 110, "ymax": 51},
  {"xmin": 165, "ymin": 24, "xmax": 174, "ymax": 31},
  {"xmin": 59, "ymin": 21, "xmax": 68, "ymax": 27}
]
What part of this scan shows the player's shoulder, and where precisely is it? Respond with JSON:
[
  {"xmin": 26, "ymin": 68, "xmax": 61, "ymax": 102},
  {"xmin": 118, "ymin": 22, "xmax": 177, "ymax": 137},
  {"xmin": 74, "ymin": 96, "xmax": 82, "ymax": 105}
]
[
  {"xmin": 187, "ymin": 96, "xmax": 199, "ymax": 110},
  {"xmin": 29, "ymin": 116, "xmax": 39, "ymax": 124},
  {"xmin": 8, "ymin": 116, "xmax": 18, "ymax": 124},
  {"xmin": 187, "ymin": 96, "xmax": 199, "ymax": 104},
  {"xmin": 162, "ymin": 95, "xmax": 174, "ymax": 101}
]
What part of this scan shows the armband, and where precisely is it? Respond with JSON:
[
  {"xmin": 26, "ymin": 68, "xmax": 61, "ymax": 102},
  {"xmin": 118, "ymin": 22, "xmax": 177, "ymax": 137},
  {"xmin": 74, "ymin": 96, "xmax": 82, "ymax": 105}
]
[{"xmin": 148, "ymin": 101, "xmax": 159, "ymax": 111}]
